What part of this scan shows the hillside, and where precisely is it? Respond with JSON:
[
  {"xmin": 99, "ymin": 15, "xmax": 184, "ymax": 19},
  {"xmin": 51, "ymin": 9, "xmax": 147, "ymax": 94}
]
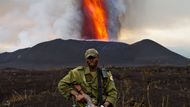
[{"xmin": 0, "ymin": 39, "xmax": 189, "ymax": 69}]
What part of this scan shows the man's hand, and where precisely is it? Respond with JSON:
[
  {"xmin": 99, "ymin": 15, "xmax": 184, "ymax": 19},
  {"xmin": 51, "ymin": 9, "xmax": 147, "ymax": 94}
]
[
  {"xmin": 75, "ymin": 94, "xmax": 85, "ymax": 102},
  {"xmin": 71, "ymin": 90, "xmax": 85, "ymax": 102},
  {"xmin": 103, "ymin": 101, "xmax": 110, "ymax": 107}
]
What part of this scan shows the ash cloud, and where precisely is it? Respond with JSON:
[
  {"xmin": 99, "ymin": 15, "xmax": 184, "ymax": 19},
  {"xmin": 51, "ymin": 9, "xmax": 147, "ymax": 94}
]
[
  {"xmin": 0, "ymin": 0, "xmax": 190, "ymax": 58},
  {"xmin": 0, "ymin": 0, "xmax": 128, "ymax": 47},
  {"xmin": 105, "ymin": 0, "xmax": 127, "ymax": 40},
  {"xmin": 0, "ymin": 0, "xmax": 82, "ymax": 52},
  {"xmin": 121, "ymin": 0, "xmax": 190, "ymax": 31}
]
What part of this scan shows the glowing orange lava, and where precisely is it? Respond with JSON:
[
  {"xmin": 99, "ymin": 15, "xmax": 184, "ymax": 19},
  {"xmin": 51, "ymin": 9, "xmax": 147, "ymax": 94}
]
[{"xmin": 82, "ymin": 0, "xmax": 108, "ymax": 40}]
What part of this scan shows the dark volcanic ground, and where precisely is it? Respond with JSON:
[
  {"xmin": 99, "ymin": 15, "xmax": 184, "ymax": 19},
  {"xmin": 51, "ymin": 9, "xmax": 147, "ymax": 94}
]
[{"xmin": 0, "ymin": 66, "xmax": 190, "ymax": 107}]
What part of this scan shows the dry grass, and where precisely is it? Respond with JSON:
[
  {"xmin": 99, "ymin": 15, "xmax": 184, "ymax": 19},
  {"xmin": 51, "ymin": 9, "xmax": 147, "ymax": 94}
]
[{"xmin": 0, "ymin": 66, "xmax": 190, "ymax": 107}]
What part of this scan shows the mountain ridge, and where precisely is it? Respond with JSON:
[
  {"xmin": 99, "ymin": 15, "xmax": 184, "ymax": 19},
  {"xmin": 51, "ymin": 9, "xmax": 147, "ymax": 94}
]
[{"xmin": 0, "ymin": 39, "xmax": 189, "ymax": 69}]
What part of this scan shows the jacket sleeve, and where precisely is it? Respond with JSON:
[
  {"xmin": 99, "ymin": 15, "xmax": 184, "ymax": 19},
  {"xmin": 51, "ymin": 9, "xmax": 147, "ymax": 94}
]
[
  {"xmin": 58, "ymin": 70, "xmax": 77, "ymax": 99},
  {"xmin": 105, "ymin": 72, "xmax": 118, "ymax": 107}
]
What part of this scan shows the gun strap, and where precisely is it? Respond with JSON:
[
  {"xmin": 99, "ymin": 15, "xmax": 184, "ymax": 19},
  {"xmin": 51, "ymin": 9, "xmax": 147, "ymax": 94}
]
[{"xmin": 97, "ymin": 68, "xmax": 103, "ymax": 106}]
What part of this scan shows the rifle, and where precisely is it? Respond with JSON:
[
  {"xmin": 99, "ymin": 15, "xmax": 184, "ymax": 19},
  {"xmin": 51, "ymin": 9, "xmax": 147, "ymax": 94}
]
[
  {"xmin": 73, "ymin": 67, "xmax": 108, "ymax": 107},
  {"xmin": 74, "ymin": 85, "xmax": 97, "ymax": 107}
]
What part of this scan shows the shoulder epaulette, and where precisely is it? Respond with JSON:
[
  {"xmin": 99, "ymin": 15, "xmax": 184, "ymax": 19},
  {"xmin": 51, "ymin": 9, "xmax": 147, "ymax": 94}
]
[{"xmin": 75, "ymin": 66, "xmax": 84, "ymax": 70}]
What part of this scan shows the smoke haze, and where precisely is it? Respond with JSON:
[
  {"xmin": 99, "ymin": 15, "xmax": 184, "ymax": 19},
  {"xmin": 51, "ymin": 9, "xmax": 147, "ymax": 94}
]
[
  {"xmin": 0, "ymin": 0, "xmax": 190, "ymax": 58},
  {"xmin": 0, "ymin": 0, "xmax": 83, "ymax": 51}
]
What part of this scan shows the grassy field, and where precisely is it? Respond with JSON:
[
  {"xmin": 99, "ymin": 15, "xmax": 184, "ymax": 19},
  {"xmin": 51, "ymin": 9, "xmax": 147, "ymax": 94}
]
[{"xmin": 0, "ymin": 66, "xmax": 190, "ymax": 107}]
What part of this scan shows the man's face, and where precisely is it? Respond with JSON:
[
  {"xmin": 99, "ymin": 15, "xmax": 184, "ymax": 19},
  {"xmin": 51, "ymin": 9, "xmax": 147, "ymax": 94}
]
[{"xmin": 86, "ymin": 56, "xmax": 99, "ymax": 68}]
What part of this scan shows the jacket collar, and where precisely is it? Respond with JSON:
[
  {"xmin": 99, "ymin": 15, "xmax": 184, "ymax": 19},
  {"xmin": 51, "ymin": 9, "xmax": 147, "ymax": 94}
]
[
  {"xmin": 84, "ymin": 66, "xmax": 98, "ymax": 74},
  {"xmin": 84, "ymin": 66, "xmax": 91, "ymax": 74}
]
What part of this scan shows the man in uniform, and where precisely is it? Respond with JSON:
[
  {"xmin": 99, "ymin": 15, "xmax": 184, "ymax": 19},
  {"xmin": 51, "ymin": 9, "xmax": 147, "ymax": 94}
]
[{"xmin": 58, "ymin": 48, "xmax": 117, "ymax": 107}]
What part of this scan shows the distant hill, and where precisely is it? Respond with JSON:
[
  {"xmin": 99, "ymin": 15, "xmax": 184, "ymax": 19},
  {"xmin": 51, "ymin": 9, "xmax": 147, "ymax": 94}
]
[{"xmin": 0, "ymin": 39, "xmax": 189, "ymax": 69}]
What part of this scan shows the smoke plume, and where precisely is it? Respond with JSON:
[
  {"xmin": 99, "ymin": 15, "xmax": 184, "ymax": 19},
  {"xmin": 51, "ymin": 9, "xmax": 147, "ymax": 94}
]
[
  {"xmin": 0, "ymin": 0, "xmax": 128, "ymax": 52},
  {"xmin": 1, "ymin": 0, "xmax": 189, "ymax": 58},
  {"xmin": 0, "ymin": 0, "xmax": 82, "ymax": 51},
  {"xmin": 105, "ymin": 0, "xmax": 127, "ymax": 40}
]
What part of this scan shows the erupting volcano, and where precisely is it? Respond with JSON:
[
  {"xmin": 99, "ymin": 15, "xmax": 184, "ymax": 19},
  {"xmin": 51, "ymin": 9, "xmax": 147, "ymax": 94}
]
[{"xmin": 81, "ymin": 0, "xmax": 109, "ymax": 40}]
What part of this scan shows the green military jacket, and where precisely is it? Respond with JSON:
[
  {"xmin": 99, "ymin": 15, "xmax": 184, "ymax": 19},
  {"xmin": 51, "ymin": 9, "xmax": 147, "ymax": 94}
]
[{"xmin": 58, "ymin": 66, "xmax": 118, "ymax": 107}]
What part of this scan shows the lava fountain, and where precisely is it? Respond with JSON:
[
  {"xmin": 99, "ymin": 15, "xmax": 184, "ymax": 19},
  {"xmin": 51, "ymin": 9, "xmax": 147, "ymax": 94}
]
[{"xmin": 81, "ymin": 0, "xmax": 109, "ymax": 41}]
